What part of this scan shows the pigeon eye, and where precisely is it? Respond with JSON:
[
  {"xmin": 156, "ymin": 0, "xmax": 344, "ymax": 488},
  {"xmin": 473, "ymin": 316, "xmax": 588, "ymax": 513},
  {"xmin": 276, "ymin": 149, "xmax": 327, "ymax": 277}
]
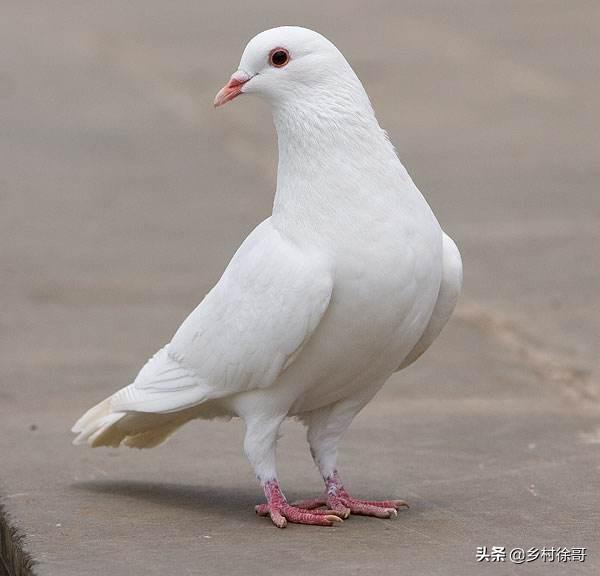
[{"xmin": 269, "ymin": 48, "xmax": 290, "ymax": 68}]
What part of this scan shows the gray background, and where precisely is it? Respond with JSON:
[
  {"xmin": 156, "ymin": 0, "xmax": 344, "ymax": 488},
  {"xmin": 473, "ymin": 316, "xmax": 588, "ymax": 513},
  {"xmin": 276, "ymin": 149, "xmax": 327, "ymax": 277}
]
[{"xmin": 1, "ymin": 1, "xmax": 599, "ymax": 575}]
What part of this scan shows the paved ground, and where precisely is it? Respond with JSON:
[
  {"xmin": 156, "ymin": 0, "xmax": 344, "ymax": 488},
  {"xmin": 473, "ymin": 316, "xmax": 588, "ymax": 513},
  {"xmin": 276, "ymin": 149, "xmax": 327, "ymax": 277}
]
[{"xmin": 1, "ymin": 1, "xmax": 599, "ymax": 574}]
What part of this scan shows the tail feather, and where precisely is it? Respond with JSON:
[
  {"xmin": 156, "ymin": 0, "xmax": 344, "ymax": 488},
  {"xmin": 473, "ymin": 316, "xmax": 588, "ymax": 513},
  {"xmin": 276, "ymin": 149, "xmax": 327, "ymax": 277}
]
[
  {"xmin": 87, "ymin": 412, "xmax": 128, "ymax": 448},
  {"xmin": 72, "ymin": 399, "xmax": 128, "ymax": 447},
  {"xmin": 71, "ymin": 345, "xmax": 205, "ymax": 448},
  {"xmin": 72, "ymin": 396, "xmax": 191, "ymax": 449},
  {"xmin": 71, "ymin": 398, "xmax": 112, "ymax": 434},
  {"xmin": 123, "ymin": 418, "xmax": 188, "ymax": 449}
]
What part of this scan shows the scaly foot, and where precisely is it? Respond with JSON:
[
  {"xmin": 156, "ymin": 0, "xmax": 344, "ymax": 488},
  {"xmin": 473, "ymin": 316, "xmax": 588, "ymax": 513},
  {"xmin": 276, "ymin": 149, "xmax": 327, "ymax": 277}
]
[
  {"xmin": 256, "ymin": 479, "xmax": 344, "ymax": 528},
  {"xmin": 292, "ymin": 471, "xmax": 408, "ymax": 519}
]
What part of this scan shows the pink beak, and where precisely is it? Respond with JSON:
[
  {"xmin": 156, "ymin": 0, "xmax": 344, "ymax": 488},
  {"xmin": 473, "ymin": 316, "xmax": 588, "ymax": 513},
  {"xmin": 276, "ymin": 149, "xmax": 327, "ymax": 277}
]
[{"xmin": 214, "ymin": 71, "xmax": 251, "ymax": 107}]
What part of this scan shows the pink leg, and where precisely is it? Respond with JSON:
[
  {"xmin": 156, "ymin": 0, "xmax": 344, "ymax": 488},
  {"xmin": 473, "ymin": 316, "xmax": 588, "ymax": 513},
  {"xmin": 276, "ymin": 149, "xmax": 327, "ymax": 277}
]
[
  {"xmin": 255, "ymin": 479, "xmax": 344, "ymax": 528},
  {"xmin": 293, "ymin": 470, "xmax": 409, "ymax": 519}
]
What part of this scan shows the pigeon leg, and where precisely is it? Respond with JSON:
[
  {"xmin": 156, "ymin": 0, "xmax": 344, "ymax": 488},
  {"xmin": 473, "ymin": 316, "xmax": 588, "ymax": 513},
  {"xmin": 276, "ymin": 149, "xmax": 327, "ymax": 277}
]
[
  {"xmin": 301, "ymin": 391, "xmax": 408, "ymax": 519},
  {"xmin": 293, "ymin": 470, "xmax": 408, "ymax": 519},
  {"xmin": 242, "ymin": 409, "xmax": 342, "ymax": 528}
]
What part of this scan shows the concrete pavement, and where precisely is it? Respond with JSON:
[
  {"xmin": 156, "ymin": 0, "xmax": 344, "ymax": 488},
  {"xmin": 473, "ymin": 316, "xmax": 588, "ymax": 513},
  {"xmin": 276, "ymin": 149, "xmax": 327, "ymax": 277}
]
[{"xmin": 1, "ymin": 1, "xmax": 599, "ymax": 574}]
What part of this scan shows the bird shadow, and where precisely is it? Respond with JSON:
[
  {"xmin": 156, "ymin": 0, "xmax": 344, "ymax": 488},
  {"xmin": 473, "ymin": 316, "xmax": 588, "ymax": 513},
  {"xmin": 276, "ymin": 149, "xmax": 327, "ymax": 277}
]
[{"xmin": 72, "ymin": 480, "xmax": 259, "ymax": 517}]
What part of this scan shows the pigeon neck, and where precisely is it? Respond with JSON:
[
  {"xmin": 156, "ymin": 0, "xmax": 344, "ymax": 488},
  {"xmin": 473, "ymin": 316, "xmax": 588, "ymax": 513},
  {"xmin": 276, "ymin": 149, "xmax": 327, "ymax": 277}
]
[{"xmin": 271, "ymin": 95, "xmax": 410, "ymax": 233}]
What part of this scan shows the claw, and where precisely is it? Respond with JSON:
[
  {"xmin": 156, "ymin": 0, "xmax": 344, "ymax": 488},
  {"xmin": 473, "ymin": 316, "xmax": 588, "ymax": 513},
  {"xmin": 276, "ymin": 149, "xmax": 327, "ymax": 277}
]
[{"xmin": 330, "ymin": 503, "xmax": 351, "ymax": 519}]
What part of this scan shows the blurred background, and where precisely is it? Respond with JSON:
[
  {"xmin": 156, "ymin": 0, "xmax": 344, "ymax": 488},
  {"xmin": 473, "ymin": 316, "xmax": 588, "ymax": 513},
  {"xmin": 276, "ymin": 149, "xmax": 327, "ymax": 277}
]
[{"xmin": 1, "ymin": 2, "xmax": 598, "ymax": 575}]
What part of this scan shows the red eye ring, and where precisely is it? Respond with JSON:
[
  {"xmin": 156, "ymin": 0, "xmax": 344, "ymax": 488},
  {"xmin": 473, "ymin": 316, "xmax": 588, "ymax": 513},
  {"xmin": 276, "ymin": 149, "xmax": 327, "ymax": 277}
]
[{"xmin": 269, "ymin": 47, "xmax": 290, "ymax": 68}]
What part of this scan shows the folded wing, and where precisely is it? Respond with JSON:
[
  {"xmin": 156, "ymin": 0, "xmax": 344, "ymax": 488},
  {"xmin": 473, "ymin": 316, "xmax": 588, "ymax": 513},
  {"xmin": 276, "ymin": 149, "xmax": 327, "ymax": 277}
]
[{"xmin": 72, "ymin": 219, "xmax": 333, "ymax": 445}]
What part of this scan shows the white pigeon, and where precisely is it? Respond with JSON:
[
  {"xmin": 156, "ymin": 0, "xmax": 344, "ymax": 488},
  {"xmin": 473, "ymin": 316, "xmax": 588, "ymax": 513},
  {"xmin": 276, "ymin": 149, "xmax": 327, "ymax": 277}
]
[{"xmin": 72, "ymin": 26, "xmax": 463, "ymax": 528}]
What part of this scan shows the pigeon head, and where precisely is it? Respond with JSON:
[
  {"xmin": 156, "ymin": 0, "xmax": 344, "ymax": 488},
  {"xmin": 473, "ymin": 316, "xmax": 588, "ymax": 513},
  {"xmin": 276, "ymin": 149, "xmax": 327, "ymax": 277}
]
[
  {"xmin": 214, "ymin": 26, "xmax": 366, "ymax": 111},
  {"xmin": 214, "ymin": 26, "xmax": 395, "ymax": 207}
]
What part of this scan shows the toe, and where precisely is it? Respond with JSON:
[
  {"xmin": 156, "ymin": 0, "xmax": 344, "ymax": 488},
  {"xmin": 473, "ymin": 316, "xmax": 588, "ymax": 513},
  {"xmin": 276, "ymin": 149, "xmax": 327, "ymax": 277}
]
[
  {"xmin": 290, "ymin": 497, "xmax": 327, "ymax": 510},
  {"xmin": 356, "ymin": 498, "xmax": 409, "ymax": 509},
  {"xmin": 328, "ymin": 500, "xmax": 351, "ymax": 519},
  {"xmin": 256, "ymin": 502, "xmax": 344, "ymax": 526},
  {"xmin": 337, "ymin": 507, "xmax": 351, "ymax": 519},
  {"xmin": 387, "ymin": 499, "xmax": 409, "ymax": 509},
  {"xmin": 255, "ymin": 503, "xmax": 270, "ymax": 516},
  {"xmin": 281, "ymin": 504, "xmax": 344, "ymax": 526},
  {"xmin": 347, "ymin": 502, "xmax": 398, "ymax": 518},
  {"xmin": 299, "ymin": 507, "xmax": 344, "ymax": 516},
  {"xmin": 270, "ymin": 508, "xmax": 288, "ymax": 528}
]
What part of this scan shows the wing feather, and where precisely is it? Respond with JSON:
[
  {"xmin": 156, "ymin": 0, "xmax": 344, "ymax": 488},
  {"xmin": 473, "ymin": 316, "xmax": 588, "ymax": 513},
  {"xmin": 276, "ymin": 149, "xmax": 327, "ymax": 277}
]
[{"xmin": 110, "ymin": 219, "xmax": 333, "ymax": 414}]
